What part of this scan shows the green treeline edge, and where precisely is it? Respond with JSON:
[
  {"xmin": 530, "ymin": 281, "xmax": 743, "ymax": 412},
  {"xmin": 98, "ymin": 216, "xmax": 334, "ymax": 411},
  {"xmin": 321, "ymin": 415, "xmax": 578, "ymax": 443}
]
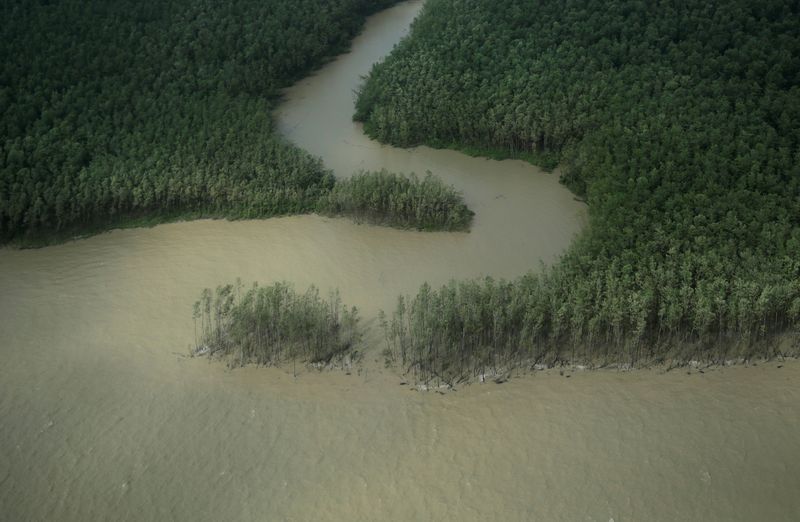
[{"xmin": 356, "ymin": 0, "xmax": 800, "ymax": 373}]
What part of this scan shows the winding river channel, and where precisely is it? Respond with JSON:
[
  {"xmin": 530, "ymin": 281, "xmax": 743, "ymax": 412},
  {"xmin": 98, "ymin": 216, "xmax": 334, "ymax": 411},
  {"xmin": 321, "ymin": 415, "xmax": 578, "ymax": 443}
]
[{"xmin": 1, "ymin": 2, "xmax": 799, "ymax": 520}]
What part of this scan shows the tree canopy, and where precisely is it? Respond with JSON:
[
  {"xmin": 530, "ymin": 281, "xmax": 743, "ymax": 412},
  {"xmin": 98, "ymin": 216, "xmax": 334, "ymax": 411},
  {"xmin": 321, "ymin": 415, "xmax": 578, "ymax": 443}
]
[{"xmin": 0, "ymin": 0, "xmax": 398, "ymax": 244}]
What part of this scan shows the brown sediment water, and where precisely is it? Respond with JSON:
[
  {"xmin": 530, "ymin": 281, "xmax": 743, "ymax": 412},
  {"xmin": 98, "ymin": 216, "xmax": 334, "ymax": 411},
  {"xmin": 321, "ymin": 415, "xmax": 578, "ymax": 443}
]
[{"xmin": 1, "ymin": 1, "xmax": 798, "ymax": 520}]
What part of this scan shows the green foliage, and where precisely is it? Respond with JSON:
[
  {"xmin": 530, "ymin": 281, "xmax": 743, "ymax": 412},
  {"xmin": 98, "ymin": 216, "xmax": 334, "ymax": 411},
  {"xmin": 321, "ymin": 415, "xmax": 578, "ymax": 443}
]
[
  {"xmin": 193, "ymin": 281, "xmax": 360, "ymax": 366},
  {"xmin": 317, "ymin": 169, "xmax": 473, "ymax": 230},
  {"xmin": 387, "ymin": 268, "xmax": 800, "ymax": 383},
  {"xmin": 0, "ymin": 0, "xmax": 398, "ymax": 244},
  {"xmin": 363, "ymin": 0, "xmax": 800, "ymax": 372}
]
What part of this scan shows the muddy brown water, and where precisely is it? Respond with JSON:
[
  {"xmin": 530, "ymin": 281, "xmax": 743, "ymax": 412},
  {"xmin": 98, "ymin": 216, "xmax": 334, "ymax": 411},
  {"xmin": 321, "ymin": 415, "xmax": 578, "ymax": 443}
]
[{"xmin": 1, "ymin": 2, "xmax": 798, "ymax": 520}]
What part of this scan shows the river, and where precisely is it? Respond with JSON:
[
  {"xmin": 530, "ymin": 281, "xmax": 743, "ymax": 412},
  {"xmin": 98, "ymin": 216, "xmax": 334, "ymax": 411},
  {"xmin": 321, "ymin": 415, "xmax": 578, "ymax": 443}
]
[{"xmin": 1, "ymin": 1, "xmax": 798, "ymax": 520}]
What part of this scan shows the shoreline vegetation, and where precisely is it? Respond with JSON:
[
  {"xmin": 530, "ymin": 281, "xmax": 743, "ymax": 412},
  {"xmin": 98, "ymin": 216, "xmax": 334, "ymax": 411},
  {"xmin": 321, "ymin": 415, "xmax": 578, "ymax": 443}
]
[
  {"xmin": 0, "ymin": 0, "xmax": 403, "ymax": 247},
  {"xmin": 350, "ymin": 0, "xmax": 800, "ymax": 369},
  {"xmin": 192, "ymin": 281, "xmax": 361, "ymax": 369},
  {"xmin": 191, "ymin": 279, "xmax": 798, "ymax": 387},
  {"xmin": 380, "ymin": 279, "xmax": 800, "ymax": 386},
  {"xmin": 190, "ymin": 278, "xmax": 797, "ymax": 385},
  {"xmin": 317, "ymin": 169, "xmax": 473, "ymax": 231},
  {"xmin": 2, "ymin": 168, "xmax": 474, "ymax": 248},
  {"xmin": 423, "ymin": 141, "xmax": 560, "ymax": 172}
]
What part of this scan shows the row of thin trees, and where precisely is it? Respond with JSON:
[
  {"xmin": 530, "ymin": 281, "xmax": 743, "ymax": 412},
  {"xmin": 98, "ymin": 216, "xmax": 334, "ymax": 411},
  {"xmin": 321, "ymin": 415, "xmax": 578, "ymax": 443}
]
[
  {"xmin": 381, "ymin": 265, "xmax": 800, "ymax": 384},
  {"xmin": 195, "ymin": 267, "xmax": 798, "ymax": 380},
  {"xmin": 316, "ymin": 169, "xmax": 473, "ymax": 231},
  {"xmin": 193, "ymin": 281, "xmax": 360, "ymax": 367}
]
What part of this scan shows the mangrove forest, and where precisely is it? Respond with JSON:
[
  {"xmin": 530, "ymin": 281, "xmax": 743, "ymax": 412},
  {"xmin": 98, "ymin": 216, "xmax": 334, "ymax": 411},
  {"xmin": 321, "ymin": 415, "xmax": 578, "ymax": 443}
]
[{"xmin": 356, "ymin": 0, "xmax": 800, "ymax": 376}]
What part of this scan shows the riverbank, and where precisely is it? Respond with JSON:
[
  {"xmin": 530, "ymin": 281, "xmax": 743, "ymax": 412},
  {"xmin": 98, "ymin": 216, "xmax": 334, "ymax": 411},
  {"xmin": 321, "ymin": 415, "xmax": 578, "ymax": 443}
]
[{"xmin": 198, "ymin": 333, "xmax": 799, "ymax": 391}]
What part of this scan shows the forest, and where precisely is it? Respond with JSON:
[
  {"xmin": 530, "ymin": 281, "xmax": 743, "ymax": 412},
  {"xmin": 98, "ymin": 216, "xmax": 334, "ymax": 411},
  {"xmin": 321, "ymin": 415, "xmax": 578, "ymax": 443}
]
[
  {"xmin": 8, "ymin": 0, "xmax": 800, "ymax": 378},
  {"xmin": 193, "ymin": 281, "xmax": 360, "ymax": 367},
  {"xmin": 0, "ymin": 0, "xmax": 399, "ymax": 244},
  {"xmin": 317, "ymin": 169, "xmax": 473, "ymax": 230},
  {"xmin": 357, "ymin": 0, "xmax": 800, "ymax": 375}
]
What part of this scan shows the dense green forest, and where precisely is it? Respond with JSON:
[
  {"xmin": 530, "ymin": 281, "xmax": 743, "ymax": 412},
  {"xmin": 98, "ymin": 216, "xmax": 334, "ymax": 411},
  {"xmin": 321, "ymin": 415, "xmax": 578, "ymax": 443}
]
[
  {"xmin": 0, "ymin": 0, "xmax": 399, "ymax": 244},
  {"xmin": 317, "ymin": 169, "xmax": 473, "ymax": 230},
  {"xmin": 359, "ymin": 0, "xmax": 800, "ymax": 373},
  {"xmin": 193, "ymin": 281, "xmax": 360, "ymax": 366}
]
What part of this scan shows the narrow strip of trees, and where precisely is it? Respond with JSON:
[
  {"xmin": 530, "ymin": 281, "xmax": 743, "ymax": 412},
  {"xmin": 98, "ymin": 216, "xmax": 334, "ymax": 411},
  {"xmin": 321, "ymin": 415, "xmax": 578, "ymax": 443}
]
[
  {"xmin": 193, "ymin": 281, "xmax": 360, "ymax": 367},
  {"xmin": 317, "ymin": 169, "xmax": 473, "ymax": 231},
  {"xmin": 382, "ymin": 268, "xmax": 800, "ymax": 384}
]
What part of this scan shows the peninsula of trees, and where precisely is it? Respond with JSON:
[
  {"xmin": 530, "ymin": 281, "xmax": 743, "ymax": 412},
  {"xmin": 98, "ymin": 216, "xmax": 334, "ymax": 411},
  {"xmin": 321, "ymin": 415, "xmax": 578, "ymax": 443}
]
[
  {"xmin": 357, "ymin": 0, "xmax": 800, "ymax": 372},
  {"xmin": 317, "ymin": 170, "xmax": 473, "ymax": 231}
]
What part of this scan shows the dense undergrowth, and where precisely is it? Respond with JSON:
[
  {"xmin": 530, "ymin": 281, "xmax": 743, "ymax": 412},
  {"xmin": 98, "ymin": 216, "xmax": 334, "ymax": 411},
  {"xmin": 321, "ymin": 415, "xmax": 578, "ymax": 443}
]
[
  {"xmin": 0, "ymin": 0, "xmax": 399, "ymax": 245},
  {"xmin": 317, "ymin": 169, "xmax": 473, "ymax": 231},
  {"xmin": 357, "ymin": 0, "xmax": 800, "ymax": 376},
  {"xmin": 193, "ymin": 281, "xmax": 360, "ymax": 366}
]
